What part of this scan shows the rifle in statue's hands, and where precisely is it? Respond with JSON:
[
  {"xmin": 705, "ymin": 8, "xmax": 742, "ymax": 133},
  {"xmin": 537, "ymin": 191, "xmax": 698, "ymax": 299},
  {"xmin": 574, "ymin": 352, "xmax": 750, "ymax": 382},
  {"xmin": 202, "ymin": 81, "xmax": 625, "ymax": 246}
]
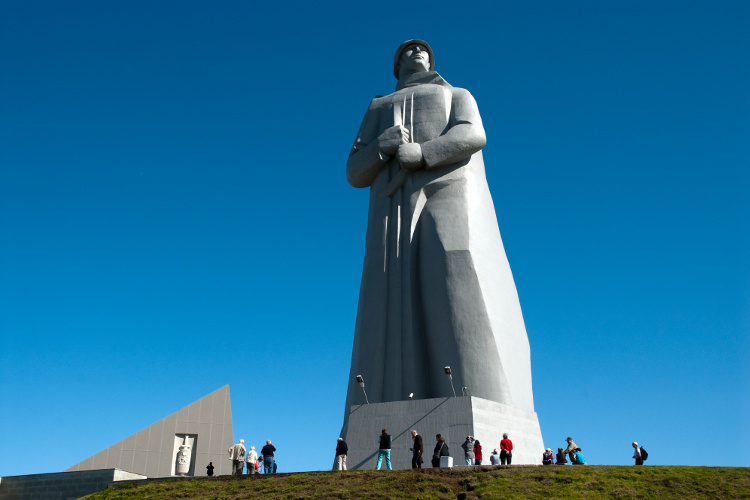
[{"xmin": 387, "ymin": 93, "xmax": 414, "ymax": 197}]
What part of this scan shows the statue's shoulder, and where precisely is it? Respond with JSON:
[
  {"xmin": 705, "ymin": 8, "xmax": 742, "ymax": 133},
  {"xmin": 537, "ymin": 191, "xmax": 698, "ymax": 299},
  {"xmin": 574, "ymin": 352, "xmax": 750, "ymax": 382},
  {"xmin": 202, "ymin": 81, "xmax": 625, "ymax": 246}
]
[
  {"xmin": 363, "ymin": 93, "xmax": 393, "ymax": 112},
  {"xmin": 371, "ymin": 93, "xmax": 391, "ymax": 104},
  {"xmin": 449, "ymin": 86, "xmax": 473, "ymax": 98},
  {"xmin": 448, "ymin": 86, "xmax": 480, "ymax": 107}
]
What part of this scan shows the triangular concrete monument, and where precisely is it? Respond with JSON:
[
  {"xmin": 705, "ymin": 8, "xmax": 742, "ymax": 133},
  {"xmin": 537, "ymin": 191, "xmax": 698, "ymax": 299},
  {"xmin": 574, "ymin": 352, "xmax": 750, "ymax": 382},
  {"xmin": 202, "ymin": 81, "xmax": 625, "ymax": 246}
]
[{"xmin": 66, "ymin": 385, "xmax": 234, "ymax": 477}]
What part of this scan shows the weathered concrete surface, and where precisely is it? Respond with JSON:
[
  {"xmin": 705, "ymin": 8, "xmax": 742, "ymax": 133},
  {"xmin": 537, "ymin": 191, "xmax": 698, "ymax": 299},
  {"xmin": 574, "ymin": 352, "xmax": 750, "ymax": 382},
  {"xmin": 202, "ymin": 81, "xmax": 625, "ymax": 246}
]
[{"xmin": 342, "ymin": 396, "xmax": 544, "ymax": 470}]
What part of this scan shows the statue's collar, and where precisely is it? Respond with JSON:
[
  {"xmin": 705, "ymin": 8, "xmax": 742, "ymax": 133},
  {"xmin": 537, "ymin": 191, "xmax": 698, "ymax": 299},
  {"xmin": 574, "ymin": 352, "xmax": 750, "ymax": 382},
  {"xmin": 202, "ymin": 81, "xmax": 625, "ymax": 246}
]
[{"xmin": 396, "ymin": 71, "xmax": 451, "ymax": 91}]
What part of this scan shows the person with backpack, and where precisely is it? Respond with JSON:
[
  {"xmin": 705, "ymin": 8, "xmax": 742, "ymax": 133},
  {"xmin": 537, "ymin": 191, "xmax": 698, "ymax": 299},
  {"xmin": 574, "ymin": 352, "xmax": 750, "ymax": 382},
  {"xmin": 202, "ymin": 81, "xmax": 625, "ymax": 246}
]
[
  {"xmin": 542, "ymin": 448, "xmax": 554, "ymax": 465},
  {"xmin": 632, "ymin": 441, "xmax": 647, "ymax": 465}
]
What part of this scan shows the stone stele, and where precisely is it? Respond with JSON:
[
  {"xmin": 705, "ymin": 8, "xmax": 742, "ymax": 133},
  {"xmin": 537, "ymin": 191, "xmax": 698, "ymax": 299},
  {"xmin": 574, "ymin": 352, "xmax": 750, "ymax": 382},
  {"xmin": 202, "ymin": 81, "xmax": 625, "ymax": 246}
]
[
  {"xmin": 66, "ymin": 385, "xmax": 234, "ymax": 477},
  {"xmin": 341, "ymin": 40, "xmax": 543, "ymax": 465}
]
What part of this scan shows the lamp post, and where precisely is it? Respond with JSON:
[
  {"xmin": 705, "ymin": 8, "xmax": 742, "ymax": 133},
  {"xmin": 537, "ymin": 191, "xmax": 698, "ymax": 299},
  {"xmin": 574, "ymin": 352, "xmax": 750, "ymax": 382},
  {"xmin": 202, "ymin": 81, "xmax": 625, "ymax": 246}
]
[
  {"xmin": 444, "ymin": 366, "xmax": 457, "ymax": 398},
  {"xmin": 355, "ymin": 375, "xmax": 369, "ymax": 404}
]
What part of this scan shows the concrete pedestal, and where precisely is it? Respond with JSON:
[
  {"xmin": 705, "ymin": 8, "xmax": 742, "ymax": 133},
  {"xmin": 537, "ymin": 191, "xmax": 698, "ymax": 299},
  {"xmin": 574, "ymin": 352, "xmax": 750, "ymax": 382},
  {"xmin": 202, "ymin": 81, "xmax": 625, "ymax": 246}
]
[
  {"xmin": 0, "ymin": 469, "xmax": 146, "ymax": 500},
  {"xmin": 342, "ymin": 396, "xmax": 544, "ymax": 470}
]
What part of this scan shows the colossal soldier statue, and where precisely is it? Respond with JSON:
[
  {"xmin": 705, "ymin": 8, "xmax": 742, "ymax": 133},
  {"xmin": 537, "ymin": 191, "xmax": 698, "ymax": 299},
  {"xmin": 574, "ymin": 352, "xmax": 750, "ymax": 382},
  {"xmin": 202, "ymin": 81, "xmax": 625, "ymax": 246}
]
[{"xmin": 342, "ymin": 39, "xmax": 538, "ymax": 443}]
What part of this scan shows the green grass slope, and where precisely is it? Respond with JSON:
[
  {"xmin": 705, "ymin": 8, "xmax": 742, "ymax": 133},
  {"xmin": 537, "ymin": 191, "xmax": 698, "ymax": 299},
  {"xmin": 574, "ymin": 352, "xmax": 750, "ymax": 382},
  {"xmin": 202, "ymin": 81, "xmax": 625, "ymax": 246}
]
[{"xmin": 84, "ymin": 466, "xmax": 750, "ymax": 499}]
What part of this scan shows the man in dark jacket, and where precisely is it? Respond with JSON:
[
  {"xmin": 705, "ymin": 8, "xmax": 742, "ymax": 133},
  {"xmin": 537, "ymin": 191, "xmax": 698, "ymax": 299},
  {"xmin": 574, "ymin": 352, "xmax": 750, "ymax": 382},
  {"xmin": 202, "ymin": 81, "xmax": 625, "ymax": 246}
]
[
  {"xmin": 432, "ymin": 434, "xmax": 450, "ymax": 468},
  {"xmin": 376, "ymin": 428, "xmax": 392, "ymax": 470},
  {"xmin": 410, "ymin": 430, "xmax": 423, "ymax": 468},
  {"xmin": 260, "ymin": 440, "xmax": 276, "ymax": 474},
  {"xmin": 335, "ymin": 438, "xmax": 348, "ymax": 470}
]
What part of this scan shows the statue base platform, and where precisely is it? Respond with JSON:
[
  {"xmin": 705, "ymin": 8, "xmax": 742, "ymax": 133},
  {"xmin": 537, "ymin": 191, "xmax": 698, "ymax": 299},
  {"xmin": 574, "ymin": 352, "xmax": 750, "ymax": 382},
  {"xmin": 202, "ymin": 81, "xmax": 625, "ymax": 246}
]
[{"xmin": 341, "ymin": 396, "xmax": 544, "ymax": 470}]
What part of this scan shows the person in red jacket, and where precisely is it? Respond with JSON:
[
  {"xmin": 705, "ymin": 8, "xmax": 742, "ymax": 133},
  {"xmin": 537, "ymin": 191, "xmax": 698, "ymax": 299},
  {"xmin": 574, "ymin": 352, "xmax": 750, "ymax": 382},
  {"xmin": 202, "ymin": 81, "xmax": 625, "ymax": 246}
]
[
  {"xmin": 474, "ymin": 440, "xmax": 483, "ymax": 465},
  {"xmin": 500, "ymin": 433, "xmax": 513, "ymax": 465}
]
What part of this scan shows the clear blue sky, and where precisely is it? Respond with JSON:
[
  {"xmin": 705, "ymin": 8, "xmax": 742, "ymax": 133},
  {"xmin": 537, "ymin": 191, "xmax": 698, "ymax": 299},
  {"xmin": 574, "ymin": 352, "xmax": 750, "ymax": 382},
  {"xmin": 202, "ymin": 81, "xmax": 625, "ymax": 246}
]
[{"xmin": 1, "ymin": 0, "xmax": 748, "ymax": 476}]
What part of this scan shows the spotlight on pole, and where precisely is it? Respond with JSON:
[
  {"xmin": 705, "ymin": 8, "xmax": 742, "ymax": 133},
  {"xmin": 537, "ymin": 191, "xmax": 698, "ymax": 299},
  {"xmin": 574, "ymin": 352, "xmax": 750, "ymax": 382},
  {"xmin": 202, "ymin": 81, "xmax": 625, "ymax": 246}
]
[
  {"xmin": 444, "ymin": 366, "xmax": 457, "ymax": 398},
  {"xmin": 462, "ymin": 387, "xmax": 468, "ymax": 397},
  {"xmin": 409, "ymin": 393, "xmax": 414, "ymax": 399},
  {"xmin": 356, "ymin": 375, "xmax": 369, "ymax": 404}
]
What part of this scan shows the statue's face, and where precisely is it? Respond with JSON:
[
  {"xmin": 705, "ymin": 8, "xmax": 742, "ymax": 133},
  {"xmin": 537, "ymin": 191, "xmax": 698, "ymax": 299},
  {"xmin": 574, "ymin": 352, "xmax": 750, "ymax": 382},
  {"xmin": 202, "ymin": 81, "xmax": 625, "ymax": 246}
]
[{"xmin": 400, "ymin": 43, "xmax": 430, "ymax": 73}]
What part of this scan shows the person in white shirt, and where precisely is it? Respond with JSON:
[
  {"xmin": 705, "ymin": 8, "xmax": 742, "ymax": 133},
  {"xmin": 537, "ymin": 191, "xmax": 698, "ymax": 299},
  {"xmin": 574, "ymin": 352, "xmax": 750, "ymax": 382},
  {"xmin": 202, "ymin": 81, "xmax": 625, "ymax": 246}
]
[
  {"xmin": 632, "ymin": 441, "xmax": 643, "ymax": 466},
  {"xmin": 246, "ymin": 445, "xmax": 258, "ymax": 474}
]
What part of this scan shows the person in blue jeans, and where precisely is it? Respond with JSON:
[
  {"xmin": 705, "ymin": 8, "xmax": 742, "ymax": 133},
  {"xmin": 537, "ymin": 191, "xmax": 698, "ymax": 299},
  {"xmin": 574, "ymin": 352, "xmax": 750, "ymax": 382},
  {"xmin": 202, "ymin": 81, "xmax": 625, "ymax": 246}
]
[
  {"xmin": 260, "ymin": 440, "xmax": 276, "ymax": 473},
  {"xmin": 376, "ymin": 428, "xmax": 392, "ymax": 470},
  {"xmin": 462, "ymin": 436, "xmax": 476, "ymax": 465}
]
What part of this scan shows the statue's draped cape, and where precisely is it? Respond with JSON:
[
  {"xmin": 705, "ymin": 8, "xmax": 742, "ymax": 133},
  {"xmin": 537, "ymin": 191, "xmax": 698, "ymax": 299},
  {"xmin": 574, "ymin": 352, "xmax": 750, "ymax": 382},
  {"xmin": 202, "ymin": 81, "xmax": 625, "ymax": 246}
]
[{"xmin": 343, "ymin": 72, "xmax": 534, "ymax": 434}]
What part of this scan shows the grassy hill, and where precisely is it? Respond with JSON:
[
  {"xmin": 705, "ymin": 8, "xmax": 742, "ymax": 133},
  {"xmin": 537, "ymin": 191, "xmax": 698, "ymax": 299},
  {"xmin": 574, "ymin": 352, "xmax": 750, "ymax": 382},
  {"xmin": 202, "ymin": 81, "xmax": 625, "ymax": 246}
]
[{"xmin": 84, "ymin": 465, "xmax": 750, "ymax": 499}]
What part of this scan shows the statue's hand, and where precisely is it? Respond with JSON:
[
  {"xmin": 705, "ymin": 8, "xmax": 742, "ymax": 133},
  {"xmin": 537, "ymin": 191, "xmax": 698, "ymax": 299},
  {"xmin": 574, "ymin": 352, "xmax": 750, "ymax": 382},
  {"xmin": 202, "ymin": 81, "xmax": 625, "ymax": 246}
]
[
  {"xmin": 379, "ymin": 125, "xmax": 407, "ymax": 156},
  {"xmin": 398, "ymin": 142, "xmax": 424, "ymax": 170}
]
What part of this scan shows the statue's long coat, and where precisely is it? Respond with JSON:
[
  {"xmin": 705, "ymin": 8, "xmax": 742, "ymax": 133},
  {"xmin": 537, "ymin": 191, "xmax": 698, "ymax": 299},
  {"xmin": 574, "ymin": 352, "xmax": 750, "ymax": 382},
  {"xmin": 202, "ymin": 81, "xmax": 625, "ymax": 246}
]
[{"xmin": 343, "ymin": 72, "xmax": 535, "ymax": 434}]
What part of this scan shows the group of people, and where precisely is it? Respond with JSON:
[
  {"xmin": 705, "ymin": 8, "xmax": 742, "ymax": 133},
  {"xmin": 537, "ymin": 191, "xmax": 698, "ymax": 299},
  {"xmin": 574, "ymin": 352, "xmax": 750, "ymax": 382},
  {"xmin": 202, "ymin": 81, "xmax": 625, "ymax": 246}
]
[
  {"xmin": 339, "ymin": 432, "xmax": 647, "ymax": 470},
  {"xmin": 461, "ymin": 433, "xmax": 514, "ymax": 466},
  {"xmin": 217, "ymin": 439, "xmax": 278, "ymax": 476},
  {"xmin": 539, "ymin": 437, "xmax": 646, "ymax": 466},
  {"xmin": 330, "ymin": 430, "xmax": 517, "ymax": 471},
  {"xmin": 540, "ymin": 437, "xmax": 587, "ymax": 465},
  {"xmin": 216, "ymin": 434, "xmax": 645, "ymax": 475},
  {"xmin": 332, "ymin": 429, "xmax": 437, "ymax": 471},
  {"xmin": 428, "ymin": 431, "xmax": 514, "ymax": 468},
  {"xmin": 374, "ymin": 428, "xmax": 450, "ymax": 470}
]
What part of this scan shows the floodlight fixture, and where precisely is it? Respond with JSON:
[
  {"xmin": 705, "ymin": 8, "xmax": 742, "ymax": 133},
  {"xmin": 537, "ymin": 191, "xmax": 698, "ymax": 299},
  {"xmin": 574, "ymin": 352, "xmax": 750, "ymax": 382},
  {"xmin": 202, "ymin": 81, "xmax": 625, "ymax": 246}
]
[
  {"xmin": 409, "ymin": 393, "xmax": 414, "ymax": 399},
  {"xmin": 355, "ymin": 375, "xmax": 369, "ymax": 404},
  {"xmin": 462, "ymin": 386, "xmax": 469, "ymax": 397},
  {"xmin": 444, "ymin": 366, "xmax": 457, "ymax": 398}
]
